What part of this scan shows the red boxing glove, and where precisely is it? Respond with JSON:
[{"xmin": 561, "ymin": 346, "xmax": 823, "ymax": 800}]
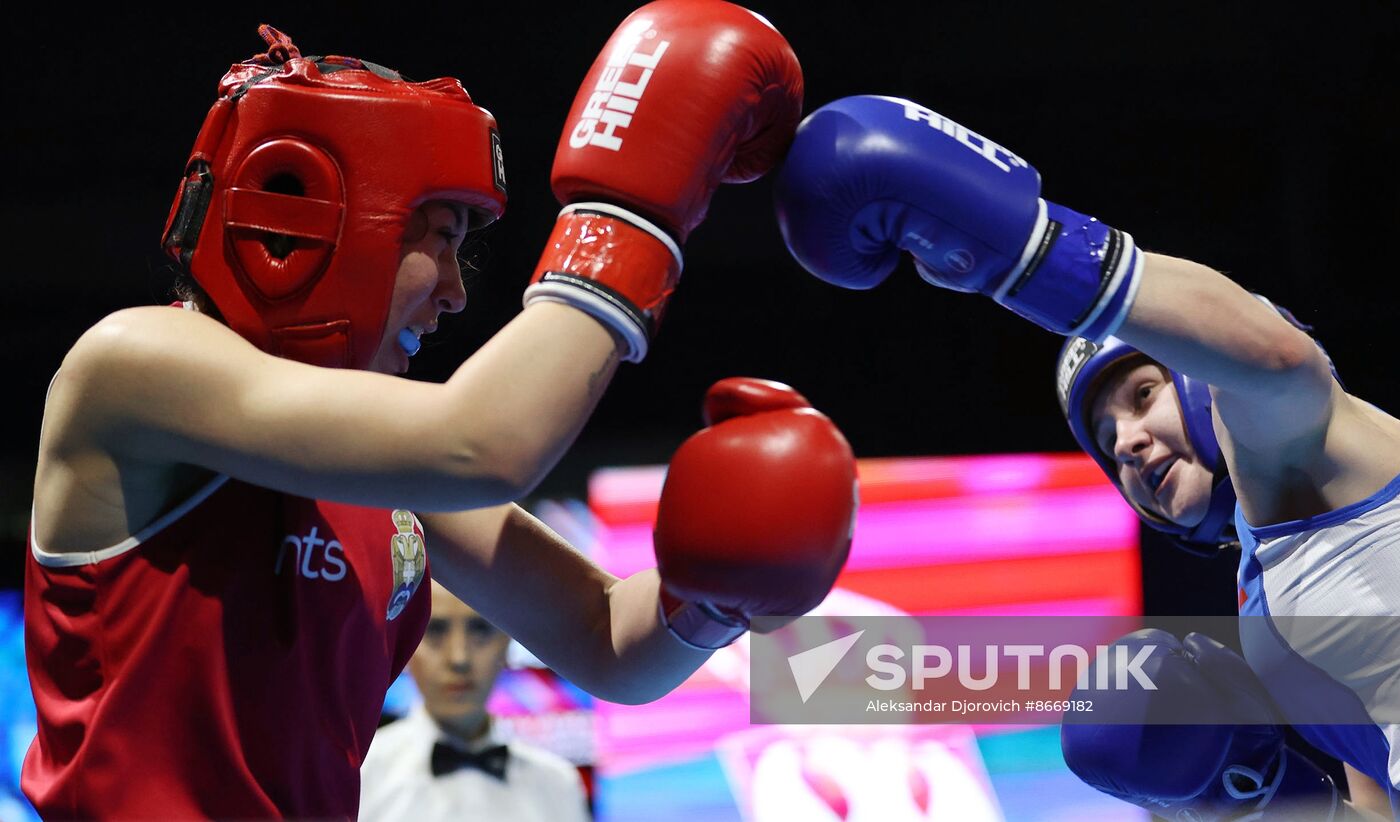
[
  {"xmin": 525, "ymin": 0, "xmax": 804, "ymax": 362},
  {"xmin": 655, "ymin": 378, "xmax": 858, "ymax": 649}
]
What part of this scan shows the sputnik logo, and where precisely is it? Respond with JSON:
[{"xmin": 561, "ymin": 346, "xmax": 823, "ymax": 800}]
[{"xmin": 788, "ymin": 630, "xmax": 865, "ymax": 703}]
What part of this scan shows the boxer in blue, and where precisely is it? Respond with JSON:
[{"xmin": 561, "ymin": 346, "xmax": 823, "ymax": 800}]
[{"xmin": 772, "ymin": 94, "xmax": 1400, "ymax": 820}]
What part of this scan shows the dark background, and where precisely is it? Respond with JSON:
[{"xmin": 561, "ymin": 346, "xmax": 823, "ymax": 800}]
[{"xmin": 4, "ymin": 3, "xmax": 1396, "ymax": 612}]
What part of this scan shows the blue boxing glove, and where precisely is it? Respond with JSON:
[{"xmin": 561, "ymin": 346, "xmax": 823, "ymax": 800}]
[
  {"xmin": 773, "ymin": 95, "xmax": 1141, "ymax": 341},
  {"xmin": 1061, "ymin": 629, "xmax": 1360, "ymax": 821}
]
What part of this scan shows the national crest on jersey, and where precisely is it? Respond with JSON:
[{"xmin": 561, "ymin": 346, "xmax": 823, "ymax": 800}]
[{"xmin": 388, "ymin": 509, "xmax": 426, "ymax": 621}]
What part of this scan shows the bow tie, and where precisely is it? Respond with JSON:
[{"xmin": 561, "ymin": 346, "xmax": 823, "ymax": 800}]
[{"xmin": 431, "ymin": 741, "xmax": 510, "ymax": 780}]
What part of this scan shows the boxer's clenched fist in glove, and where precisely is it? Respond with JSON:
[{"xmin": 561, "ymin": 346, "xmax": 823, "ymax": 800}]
[
  {"xmin": 526, "ymin": 0, "xmax": 804, "ymax": 361},
  {"xmin": 774, "ymin": 95, "xmax": 1141, "ymax": 342},
  {"xmin": 1061, "ymin": 630, "xmax": 1362, "ymax": 821},
  {"xmin": 654, "ymin": 378, "xmax": 857, "ymax": 649}
]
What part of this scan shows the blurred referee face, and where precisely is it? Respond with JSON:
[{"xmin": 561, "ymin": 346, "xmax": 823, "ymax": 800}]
[{"xmin": 409, "ymin": 581, "xmax": 512, "ymax": 736}]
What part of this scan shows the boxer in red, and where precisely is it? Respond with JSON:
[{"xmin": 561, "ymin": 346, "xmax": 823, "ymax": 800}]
[{"xmin": 24, "ymin": 6, "xmax": 855, "ymax": 819}]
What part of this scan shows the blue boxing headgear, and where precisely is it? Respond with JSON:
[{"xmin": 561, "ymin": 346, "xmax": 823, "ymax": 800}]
[
  {"xmin": 1056, "ymin": 335, "xmax": 1236, "ymax": 556},
  {"xmin": 1055, "ymin": 295, "xmax": 1334, "ymax": 556}
]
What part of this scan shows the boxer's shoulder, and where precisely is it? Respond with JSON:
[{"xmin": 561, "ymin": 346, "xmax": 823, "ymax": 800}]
[
  {"xmin": 34, "ymin": 306, "xmax": 247, "ymax": 552},
  {"xmin": 55, "ymin": 305, "xmax": 272, "ymax": 431},
  {"xmin": 65, "ymin": 305, "xmax": 244, "ymax": 372}
]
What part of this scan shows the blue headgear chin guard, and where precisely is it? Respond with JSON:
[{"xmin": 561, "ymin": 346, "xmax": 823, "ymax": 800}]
[{"xmin": 1054, "ymin": 295, "xmax": 1334, "ymax": 557}]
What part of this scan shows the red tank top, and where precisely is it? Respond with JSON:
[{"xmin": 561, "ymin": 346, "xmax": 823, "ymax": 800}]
[{"xmin": 22, "ymin": 475, "xmax": 431, "ymax": 819}]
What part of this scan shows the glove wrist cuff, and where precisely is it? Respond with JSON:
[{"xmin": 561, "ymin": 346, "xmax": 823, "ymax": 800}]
[
  {"xmin": 993, "ymin": 199, "xmax": 1143, "ymax": 342},
  {"xmin": 524, "ymin": 204, "xmax": 683, "ymax": 362},
  {"xmin": 658, "ymin": 588, "xmax": 749, "ymax": 651}
]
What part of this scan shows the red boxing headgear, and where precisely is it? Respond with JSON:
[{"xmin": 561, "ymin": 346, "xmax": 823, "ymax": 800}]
[{"xmin": 163, "ymin": 25, "xmax": 508, "ymax": 368}]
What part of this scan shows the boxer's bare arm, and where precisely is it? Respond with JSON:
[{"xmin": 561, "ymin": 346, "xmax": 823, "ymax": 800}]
[
  {"xmin": 419, "ymin": 505, "xmax": 710, "ymax": 704},
  {"xmin": 1116, "ymin": 253, "xmax": 1337, "ymax": 449},
  {"xmin": 41, "ymin": 301, "xmax": 620, "ymax": 531},
  {"xmin": 1116, "ymin": 253, "xmax": 1400, "ymax": 522}
]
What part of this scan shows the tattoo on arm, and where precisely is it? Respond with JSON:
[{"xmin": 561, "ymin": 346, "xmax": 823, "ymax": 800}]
[{"xmin": 587, "ymin": 346, "xmax": 620, "ymax": 400}]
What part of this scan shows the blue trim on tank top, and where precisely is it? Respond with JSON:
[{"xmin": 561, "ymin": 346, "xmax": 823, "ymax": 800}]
[{"xmin": 1242, "ymin": 469, "xmax": 1400, "ymax": 540}]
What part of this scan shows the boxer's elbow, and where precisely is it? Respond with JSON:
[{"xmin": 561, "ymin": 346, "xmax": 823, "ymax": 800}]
[
  {"xmin": 439, "ymin": 423, "xmax": 567, "ymax": 507},
  {"xmin": 1259, "ymin": 323, "xmax": 1322, "ymax": 375},
  {"xmin": 1268, "ymin": 331, "xmax": 1335, "ymax": 401},
  {"xmin": 432, "ymin": 438, "xmax": 539, "ymax": 509},
  {"xmin": 1213, "ymin": 323, "xmax": 1337, "ymax": 448},
  {"xmin": 1234, "ymin": 322, "xmax": 1333, "ymax": 399}
]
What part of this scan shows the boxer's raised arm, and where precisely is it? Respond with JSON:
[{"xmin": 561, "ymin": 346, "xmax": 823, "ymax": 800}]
[
  {"xmin": 774, "ymin": 96, "xmax": 1335, "ymax": 435},
  {"xmin": 772, "ymin": 94, "xmax": 1355, "ymax": 490},
  {"xmin": 55, "ymin": 301, "xmax": 620, "ymax": 511},
  {"xmin": 1113, "ymin": 253, "xmax": 1336, "ymax": 454},
  {"xmin": 48, "ymin": 0, "xmax": 805, "ymax": 517}
]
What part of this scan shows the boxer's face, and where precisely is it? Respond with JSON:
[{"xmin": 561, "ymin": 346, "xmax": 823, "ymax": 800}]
[
  {"xmin": 367, "ymin": 202, "xmax": 470, "ymax": 374},
  {"xmin": 409, "ymin": 581, "xmax": 511, "ymax": 734},
  {"xmin": 1090, "ymin": 360, "xmax": 1213, "ymax": 527}
]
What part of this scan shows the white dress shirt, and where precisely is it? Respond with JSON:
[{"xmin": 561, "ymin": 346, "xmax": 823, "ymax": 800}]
[{"xmin": 359, "ymin": 704, "xmax": 590, "ymax": 822}]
